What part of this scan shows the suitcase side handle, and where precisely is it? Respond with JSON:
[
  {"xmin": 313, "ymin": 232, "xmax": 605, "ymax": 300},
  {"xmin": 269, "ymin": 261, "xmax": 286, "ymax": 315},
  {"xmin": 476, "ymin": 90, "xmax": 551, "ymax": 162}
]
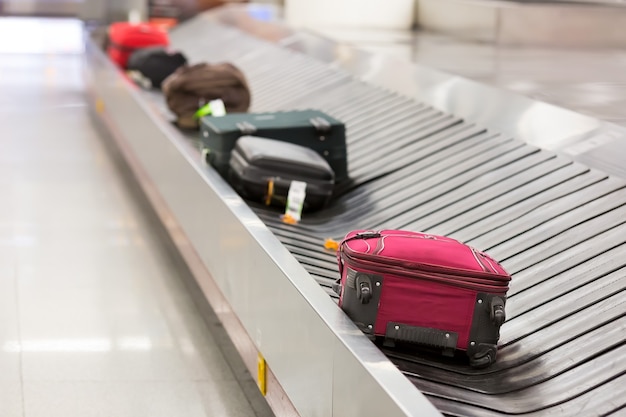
[
  {"xmin": 309, "ymin": 117, "xmax": 331, "ymax": 134},
  {"xmin": 385, "ymin": 323, "xmax": 458, "ymax": 357},
  {"xmin": 236, "ymin": 121, "xmax": 257, "ymax": 135}
]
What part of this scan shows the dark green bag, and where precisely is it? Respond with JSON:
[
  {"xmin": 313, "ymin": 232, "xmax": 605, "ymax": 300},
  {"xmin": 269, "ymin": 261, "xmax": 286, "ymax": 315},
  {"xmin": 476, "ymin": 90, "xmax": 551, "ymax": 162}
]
[{"xmin": 200, "ymin": 110, "xmax": 348, "ymax": 182}]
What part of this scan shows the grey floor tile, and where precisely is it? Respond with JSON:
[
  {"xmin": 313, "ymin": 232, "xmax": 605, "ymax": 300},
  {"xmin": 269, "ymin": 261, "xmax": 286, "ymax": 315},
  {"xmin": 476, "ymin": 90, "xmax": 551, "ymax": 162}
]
[
  {"xmin": 23, "ymin": 381, "xmax": 210, "ymax": 417},
  {"xmin": 0, "ymin": 265, "xmax": 21, "ymax": 383},
  {"xmin": 196, "ymin": 379, "xmax": 258, "ymax": 417},
  {"xmin": 21, "ymin": 350, "xmax": 192, "ymax": 383},
  {"xmin": 0, "ymin": 381, "xmax": 24, "ymax": 417}
]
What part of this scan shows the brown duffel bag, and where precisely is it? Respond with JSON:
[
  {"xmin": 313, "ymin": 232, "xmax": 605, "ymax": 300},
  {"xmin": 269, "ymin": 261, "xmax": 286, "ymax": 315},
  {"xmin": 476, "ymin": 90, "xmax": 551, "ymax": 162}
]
[{"xmin": 162, "ymin": 62, "xmax": 251, "ymax": 129}]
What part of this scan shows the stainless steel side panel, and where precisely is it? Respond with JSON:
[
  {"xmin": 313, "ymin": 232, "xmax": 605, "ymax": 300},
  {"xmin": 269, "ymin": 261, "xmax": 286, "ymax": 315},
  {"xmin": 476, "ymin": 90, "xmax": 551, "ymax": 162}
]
[{"xmin": 84, "ymin": 37, "xmax": 442, "ymax": 417}]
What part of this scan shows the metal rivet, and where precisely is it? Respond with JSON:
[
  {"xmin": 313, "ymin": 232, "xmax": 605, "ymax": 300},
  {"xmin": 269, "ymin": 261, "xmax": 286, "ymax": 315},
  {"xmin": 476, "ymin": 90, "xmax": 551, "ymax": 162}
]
[
  {"xmin": 203, "ymin": 131, "xmax": 208, "ymax": 137},
  {"xmin": 375, "ymin": 282, "xmax": 381, "ymax": 287},
  {"xmin": 367, "ymin": 324, "xmax": 372, "ymax": 329},
  {"xmin": 478, "ymin": 299, "xmax": 483, "ymax": 304},
  {"xmin": 394, "ymin": 325, "xmax": 400, "ymax": 330},
  {"xmin": 470, "ymin": 341, "xmax": 476, "ymax": 346},
  {"xmin": 320, "ymin": 136, "xmax": 326, "ymax": 141},
  {"xmin": 323, "ymin": 150, "xmax": 329, "ymax": 156},
  {"xmin": 445, "ymin": 333, "xmax": 450, "ymax": 338}
]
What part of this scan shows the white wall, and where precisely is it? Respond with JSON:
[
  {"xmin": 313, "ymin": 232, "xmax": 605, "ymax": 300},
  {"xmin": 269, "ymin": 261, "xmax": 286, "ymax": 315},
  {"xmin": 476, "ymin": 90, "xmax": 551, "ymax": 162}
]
[{"xmin": 284, "ymin": 0, "xmax": 417, "ymax": 30}]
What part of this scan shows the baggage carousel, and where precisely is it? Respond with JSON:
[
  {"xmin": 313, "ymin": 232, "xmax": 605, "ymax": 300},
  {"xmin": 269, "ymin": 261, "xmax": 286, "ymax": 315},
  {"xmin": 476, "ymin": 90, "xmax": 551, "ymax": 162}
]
[{"xmin": 85, "ymin": 6, "xmax": 626, "ymax": 417}]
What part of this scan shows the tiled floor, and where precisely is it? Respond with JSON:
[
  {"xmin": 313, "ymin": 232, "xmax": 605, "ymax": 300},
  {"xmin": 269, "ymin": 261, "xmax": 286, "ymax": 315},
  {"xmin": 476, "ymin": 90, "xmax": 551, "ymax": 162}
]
[{"xmin": 0, "ymin": 18, "xmax": 263, "ymax": 417}]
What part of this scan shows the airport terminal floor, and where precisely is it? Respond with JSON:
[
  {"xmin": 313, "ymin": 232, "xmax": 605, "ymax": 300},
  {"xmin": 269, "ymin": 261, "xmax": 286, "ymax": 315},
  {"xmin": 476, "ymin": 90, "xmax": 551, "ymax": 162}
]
[{"xmin": 0, "ymin": 19, "xmax": 267, "ymax": 417}]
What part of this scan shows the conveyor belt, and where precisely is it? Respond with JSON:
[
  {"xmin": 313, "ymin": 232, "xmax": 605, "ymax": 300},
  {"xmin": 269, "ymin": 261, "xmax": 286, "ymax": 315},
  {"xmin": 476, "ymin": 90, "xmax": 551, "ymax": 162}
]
[{"xmin": 142, "ymin": 19, "xmax": 626, "ymax": 416}]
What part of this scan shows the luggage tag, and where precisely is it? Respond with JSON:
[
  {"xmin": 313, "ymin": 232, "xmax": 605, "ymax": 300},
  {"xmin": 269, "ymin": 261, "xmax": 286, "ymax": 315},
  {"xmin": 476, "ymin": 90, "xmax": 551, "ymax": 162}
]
[
  {"xmin": 194, "ymin": 98, "xmax": 226, "ymax": 119},
  {"xmin": 281, "ymin": 181, "xmax": 307, "ymax": 225},
  {"xmin": 197, "ymin": 99, "xmax": 227, "ymax": 163}
]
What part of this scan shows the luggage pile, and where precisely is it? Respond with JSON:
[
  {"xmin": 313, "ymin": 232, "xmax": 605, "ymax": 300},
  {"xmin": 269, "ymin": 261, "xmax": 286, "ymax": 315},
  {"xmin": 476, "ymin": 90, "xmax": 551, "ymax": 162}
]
[
  {"xmin": 106, "ymin": 21, "xmax": 250, "ymax": 124},
  {"xmin": 104, "ymin": 20, "xmax": 511, "ymax": 368},
  {"xmin": 105, "ymin": 22, "xmax": 343, "ymax": 220},
  {"xmin": 199, "ymin": 110, "xmax": 348, "ymax": 217}
]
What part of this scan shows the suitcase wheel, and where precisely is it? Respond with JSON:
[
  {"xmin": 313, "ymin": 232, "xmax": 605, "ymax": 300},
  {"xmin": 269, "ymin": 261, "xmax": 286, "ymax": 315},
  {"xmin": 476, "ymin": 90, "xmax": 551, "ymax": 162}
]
[
  {"xmin": 202, "ymin": 147, "xmax": 213, "ymax": 165},
  {"xmin": 332, "ymin": 278, "xmax": 341, "ymax": 296},
  {"xmin": 468, "ymin": 343, "xmax": 497, "ymax": 368}
]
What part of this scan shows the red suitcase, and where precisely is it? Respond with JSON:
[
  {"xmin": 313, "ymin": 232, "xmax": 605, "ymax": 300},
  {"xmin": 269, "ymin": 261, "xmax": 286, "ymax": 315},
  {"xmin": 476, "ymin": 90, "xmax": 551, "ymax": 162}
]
[
  {"xmin": 334, "ymin": 230, "xmax": 511, "ymax": 367},
  {"xmin": 107, "ymin": 22, "xmax": 170, "ymax": 69}
]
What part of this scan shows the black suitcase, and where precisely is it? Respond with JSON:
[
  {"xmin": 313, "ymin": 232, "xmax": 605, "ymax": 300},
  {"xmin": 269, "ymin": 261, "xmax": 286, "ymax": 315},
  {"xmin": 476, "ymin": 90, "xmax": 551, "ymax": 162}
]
[
  {"xmin": 200, "ymin": 110, "xmax": 347, "ymax": 182},
  {"xmin": 127, "ymin": 47, "xmax": 188, "ymax": 89},
  {"xmin": 229, "ymin": 136, "xmax": 335, "ymax": 211}
]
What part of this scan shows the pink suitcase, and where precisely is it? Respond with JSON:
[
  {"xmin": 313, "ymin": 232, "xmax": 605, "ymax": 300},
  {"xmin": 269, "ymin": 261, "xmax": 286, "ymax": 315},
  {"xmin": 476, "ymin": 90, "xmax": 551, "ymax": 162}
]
[{"xmin": 334, "ymin": 230, "xmax": 511, "ymax": 367}]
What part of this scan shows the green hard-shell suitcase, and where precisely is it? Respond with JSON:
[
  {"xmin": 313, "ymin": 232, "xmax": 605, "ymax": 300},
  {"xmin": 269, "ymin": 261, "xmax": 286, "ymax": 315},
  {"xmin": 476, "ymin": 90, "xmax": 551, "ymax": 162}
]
[{"xmin": 200, "ymin": 110, "xmax": 347, "ymax": 182}]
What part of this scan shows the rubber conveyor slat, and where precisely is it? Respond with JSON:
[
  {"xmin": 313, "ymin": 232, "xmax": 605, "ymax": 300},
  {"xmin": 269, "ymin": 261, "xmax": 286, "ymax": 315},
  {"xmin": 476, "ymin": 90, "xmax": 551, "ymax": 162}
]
[{"xmin": 141, "ymin": 19, "xmax": 626, "ymax": 416}]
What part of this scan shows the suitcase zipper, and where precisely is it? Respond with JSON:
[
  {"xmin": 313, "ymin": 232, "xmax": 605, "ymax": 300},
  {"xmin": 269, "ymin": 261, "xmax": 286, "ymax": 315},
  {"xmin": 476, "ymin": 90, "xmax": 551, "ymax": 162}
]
[
  {"xmin": 480, "ymin": 252, "xmax": 499, "ymax": 274},
  {"xmin": 343, "ymin": 241, "xmax": 509, "ymax": 280},
  {"xmin": 342, "ymin": 252, "xmax": 509, "ymax": 293},
  {"xmin": 342, "ymin": 232, "xmax": 509, "ymax": 279},
  {"xmin": 471, "ymin": 248, "xmax": 490, "ymax": 273}
]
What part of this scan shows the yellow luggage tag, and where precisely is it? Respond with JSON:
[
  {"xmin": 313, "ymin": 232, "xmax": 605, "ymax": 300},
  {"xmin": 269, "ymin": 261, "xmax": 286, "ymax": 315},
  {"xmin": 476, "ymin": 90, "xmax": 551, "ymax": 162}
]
[
  {"xmin": 265, "ymin": 179, "xmax": 275, "ymax": 206},
  {"xmin": 324, "ymin": 238, "xmax": 339, "ymax": 251}
]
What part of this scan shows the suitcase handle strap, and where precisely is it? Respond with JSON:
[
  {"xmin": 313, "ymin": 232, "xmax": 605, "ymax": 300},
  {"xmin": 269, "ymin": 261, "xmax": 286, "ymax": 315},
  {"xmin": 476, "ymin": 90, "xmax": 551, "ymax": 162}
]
[{"xmin": 340, "ymin": 231, "xmax": 381, "ymax": 247}]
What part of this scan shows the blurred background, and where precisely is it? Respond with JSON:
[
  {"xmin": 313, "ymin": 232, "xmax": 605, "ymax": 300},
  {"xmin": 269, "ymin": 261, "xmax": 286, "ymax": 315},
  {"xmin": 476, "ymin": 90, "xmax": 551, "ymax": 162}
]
[{"xmin": 3, "ymin": 0, "xmax": 626, "ymax": 124}]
